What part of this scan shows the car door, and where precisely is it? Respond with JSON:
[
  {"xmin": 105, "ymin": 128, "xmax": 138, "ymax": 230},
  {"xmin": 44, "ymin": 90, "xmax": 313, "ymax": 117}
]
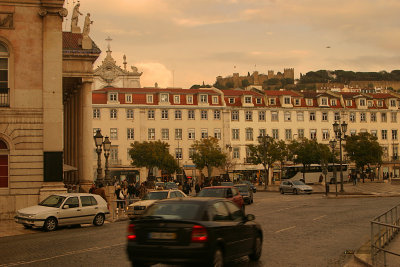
[
  {"xmin": 58, "ymin": 196, "xmax": 81, "ymax": 225},
  {"xmin": 282, "ymin": 181, "xmax": 290, "ymax": 193},
  {"xmin": 80, "ymin": 195, "xmax": 99, "ymax": 223}
]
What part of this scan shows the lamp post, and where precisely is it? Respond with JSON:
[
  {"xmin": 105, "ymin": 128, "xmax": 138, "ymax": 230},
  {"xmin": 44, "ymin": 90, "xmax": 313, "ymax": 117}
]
[
  {"xmin": 329, "ymin": 139, "xmax": 337, "ymax": 197},
  {"xmin": 93, "ymin": 129, "xmax": 104, "ymax": 185},
  {"xmin": 257, "ymin": 134, "xmax": 269, "ymax": 190},
  {"xmin": 333, "ymin": 121, "xmax": 347, "ymax": 193},
  {"xmin": 103, "ymin": 136, "xmax": 111, "ymax": 185}
]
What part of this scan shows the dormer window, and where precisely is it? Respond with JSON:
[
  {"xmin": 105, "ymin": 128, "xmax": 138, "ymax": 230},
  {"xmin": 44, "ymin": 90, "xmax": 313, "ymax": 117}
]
[
  {"xmin": 187, "ymin": 95, "xmax": 193, "ymax": 104},
  {"xmin": 321, "ymin": 97, "xmax": 328, "ymax": 106},
  {"xmin": 212, "ymin": 96, "xmax": 219, "ymax": 104},
  {"xmin": 228, "ymin": 98, "xmax": 235, "ymax": 104},
  {"xmin": 368, "ymin": 101, "xmax": 373, "ymax": 107},
  {"xmin": 269, "ymin": 98, "xmax": 276, "ymax": 105},
  {"xmin": 200, "ymin": 94, "xmax": 208, "ymax": 103},
  {"xmin": 160, "ymin": 93, "xmax": 169, "ymax": 102},
  {"xmin": 256, "ymin": 98, "xmax": 262, "ymax": 104},
  {"xmin": 346, "ymin": 100, "xmax": 352, "ymax": 106},
  {"xmin": 331, "ymin": 99, "xmax": 337, "ymax": 106},
  {"xmin": 306, "ymin": 99, "xmax": 313, "ymax": 106},
  {"xmin": 284, "ymin": 97, "xmax": 291, "ymax": 105},
  {"xmin": 359, "ymin": 99, "xmax": 366, "ymax": 106},
  {"xmin": 109, "ymin": 92, "xmax": 118, "ymax": 101},
  {"xmin": 294, "ymin": 98, "xmax": 300, "ymax": 106},
  {"xmin": 174, "ymin": 95, "xmax": 180, "ymax": 104},
  {"xmin": 377, "ymin": 100, "xmax": 383, "ymax": 107},
  {"xmin": 125, "ymin": 94, "xmax": 132, "ymax": 103},
  {"xmin": 244, "ymin": 96, "xmax": 252, "ymax": 104},
  {"xmin": 146, "ymin": 94, "xmax": 153, "ymax": 103},
  {"xmin": 390, "ymin": 99, "xmax": 396, "ymax": 107}
]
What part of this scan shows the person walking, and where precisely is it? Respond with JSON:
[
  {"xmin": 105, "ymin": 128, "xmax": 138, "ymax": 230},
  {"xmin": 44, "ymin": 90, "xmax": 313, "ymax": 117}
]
[
  {"xmin": 127, "ymin": 182, "xmax": 136, "ymax": 203},
  {"xmin": 195, "ymin": 183, "xmax": 200, "ymax": 195},
  {"xmin": 352, "ymin": 172, "xmax": 357, "ymax": 186},
  {"xmin": 115, "ymin": 185, "xmax": 125, "ymax": 214},
  {"xmin": 89, "ymin": 183, "xmax": 96, "ymax": 194},
  {"xmin": 183, "ymin": 181, "xmax": 191, "ymax": 195}
]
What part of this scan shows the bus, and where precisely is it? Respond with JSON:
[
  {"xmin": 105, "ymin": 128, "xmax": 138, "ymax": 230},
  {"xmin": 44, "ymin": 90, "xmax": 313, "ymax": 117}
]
[{"xmin": 282, "ymin": 164, "xmax": 349, "ymax": 184}]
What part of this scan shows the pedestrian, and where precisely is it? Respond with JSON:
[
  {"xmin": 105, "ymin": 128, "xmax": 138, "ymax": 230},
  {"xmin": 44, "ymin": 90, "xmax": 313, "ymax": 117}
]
[
  {"xmin": 195, "ymin": 183, "xmax": 200, "ymax": 194},
  {"xmin": 352, "ymin": 172, "xmax": 357, "ymax": 186},
  {"xmin": 89, "ymin": 183, "xmax": 96, "ymax": 194},
  {"xmin": 115, "ymin": 185, "xmax": 125, "ymax": 214},
  {"xmin": 362, "ymin": 172, "xmax": 365, "ymax": 183},
  {"xmin": 183, "ymin": 181, "xmax": 191, "ymax": 195},
  {"xmin": 139, "ymin": 182, "xmax": 147, "ymax": 199},
  {"xmin": 127, "ymin": 182, "xmax": 136, "ymax": 201},
  {"xmin": 93, "ymin": 183, "xmax": 108, "ymax": 208}
]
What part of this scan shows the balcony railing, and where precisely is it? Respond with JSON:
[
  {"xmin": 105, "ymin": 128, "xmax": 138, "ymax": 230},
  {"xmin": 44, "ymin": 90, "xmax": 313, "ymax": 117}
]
[{"xmin": 0, "ymin": 88, "xmax": 9, "ymax": 107}]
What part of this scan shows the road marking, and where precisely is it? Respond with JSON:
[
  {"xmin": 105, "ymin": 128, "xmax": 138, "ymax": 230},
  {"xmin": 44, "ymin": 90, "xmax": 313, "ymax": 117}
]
[
  {"xmin": 275, "ymin": 206, "xmax": 299, "ymax": 212},
  {"xmin": 0, "ymin": 243, "xmax": 125, "ymax": 266},
  {"xmin": 312, "ymin": 215, "xmax": 327, "ymax": 221},
  {"xmin": 275, "ymin": 226, "xmax": 296, "ymax": 233}
]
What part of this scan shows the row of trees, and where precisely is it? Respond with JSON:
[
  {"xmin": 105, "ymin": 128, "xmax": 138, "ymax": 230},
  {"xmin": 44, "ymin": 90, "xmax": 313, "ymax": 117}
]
[
  {"xmin": 128, "ymin": 133, "xmax": 383, "ymax": 186},
  {"xmin": 299, "ymin": 70, "xmax": 400, "ymax": 84}
]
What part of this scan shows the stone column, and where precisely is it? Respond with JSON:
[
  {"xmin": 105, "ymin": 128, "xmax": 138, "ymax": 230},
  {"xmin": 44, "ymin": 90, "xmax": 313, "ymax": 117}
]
[{"xmin": 79, "ymin": 78, "xmax": 94, "ymax": 192}]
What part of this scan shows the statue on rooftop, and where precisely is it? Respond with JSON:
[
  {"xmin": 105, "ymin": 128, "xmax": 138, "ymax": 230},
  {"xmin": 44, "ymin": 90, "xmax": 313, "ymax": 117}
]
[
  {"xmin": 82, "ymin": 13, "xmax": 93, "ymax": 36},
  {"xmin": 71, "ymin": 3, "xmax": 82, "ymax": 31}
]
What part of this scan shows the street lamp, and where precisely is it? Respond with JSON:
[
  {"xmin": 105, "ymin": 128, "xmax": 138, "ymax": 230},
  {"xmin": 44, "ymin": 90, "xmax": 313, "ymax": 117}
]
[
  {"xmin": 93, "ymin": 129, "xmax": 104, "ymax": 185},
  {"xmin": 257, "ymin": 134, "xmax": 269, "ymax": 190},
  {"xmin": 103, "ymin": 136, "xmax": 111, "ymax": 185},
  {"xmin": 329, "ymin": 139, "xmax": 337, "ymax": 196},
  {"xmin": 333, "ymin": 121, "xmax": 347, "ymax": 192}
]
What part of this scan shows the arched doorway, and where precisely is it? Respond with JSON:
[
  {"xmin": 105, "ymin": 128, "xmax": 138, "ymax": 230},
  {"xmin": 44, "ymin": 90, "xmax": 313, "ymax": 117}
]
[{"xmin": 0, "ymin": 139, "xmax": 9, "ymax": 188}]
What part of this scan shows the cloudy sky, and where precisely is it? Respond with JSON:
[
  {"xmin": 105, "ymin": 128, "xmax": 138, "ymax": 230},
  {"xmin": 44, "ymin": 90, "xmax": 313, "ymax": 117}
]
[{"xmin": 63, "ymin": 0, "xmax": 400, "ymax": 88}]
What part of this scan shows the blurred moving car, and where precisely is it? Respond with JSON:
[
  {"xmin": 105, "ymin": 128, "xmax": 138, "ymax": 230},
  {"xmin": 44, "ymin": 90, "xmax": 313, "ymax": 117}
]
[
  {"xmin": 126, "ymin": 198, "xmax": 263, "ymax": 266},
  {"xmin": 126, "ymin": 189, "xmax": 186, "ymax": 219},
  {"xmin": 279, "ymin": 180, "xmax": 313, "ymax": 195},
  {"xmin": 234, "ymin": 184, "xmax": 254, "ymax": 204},
  {"xmin": 241, "ymin": 180, "xmax": 257, "ymax": 193},
  {"xmin": 197, "ymin": 186, "xmax": 244, "ymax": 208},
  {"xmin": 164, "ymin": 182, "xmax": 179, "ymax": 190},
  {"xmin": 154, "ymin": 182, "xmax": 165, "ymax": 190},
  {"xmin": 220, "ymin": 181, "xmax": 234, "ymax": 187},
  {"xmin": 14, "ymin": 193, "xmax": 109, "ymax": 231}
]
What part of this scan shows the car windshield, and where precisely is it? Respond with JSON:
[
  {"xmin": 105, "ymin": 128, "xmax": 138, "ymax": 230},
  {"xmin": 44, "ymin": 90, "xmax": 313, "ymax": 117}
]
[
  {"xmin": 198, "ymin": 188, "xmax": 225, "ymax": 197},
  {"xmin": 221, "ymin": 182, "xmax": 234, "ymax": 186},
  {"xmin": 142, "ymin": 191, "xmax": 169, "ymax": 200},
  {"xmin": 143, "ymin": 203, "xmax": 201, "ymax": 220},
  {"xmin": 235, "ymin": 185, "xmax": 248, "ymax": 192},
  {"xmin": 165, "ymin": 182, "xmax": 178, "ymax": 189},
  {"xmin": 39, "ymin": 195, "xmax": 66, "ymax": 208},
  {"xmin": 292, "ymin": 180, "xmax": 305, "ymax": 185}
]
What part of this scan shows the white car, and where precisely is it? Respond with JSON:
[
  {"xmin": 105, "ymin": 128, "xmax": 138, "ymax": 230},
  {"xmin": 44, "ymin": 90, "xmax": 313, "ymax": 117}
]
[
  {"xmin": 279, "ymin": 180, "xmax": 313, "ymax": 194},
  {"xmin": 14, "ymin": 193, "xmax": 110, "ymax": 231},
  {"xmin": 127, "ymin": 189, "xmax": 187, "ymax": 219}
]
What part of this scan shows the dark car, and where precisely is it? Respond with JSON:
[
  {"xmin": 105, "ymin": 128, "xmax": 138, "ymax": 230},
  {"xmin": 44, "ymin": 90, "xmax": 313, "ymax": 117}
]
[
  {"xmin": 197, "ymin": 186, "xmax": 244, "ymax": 208},
  {"xmin": 241, "ymin": 180, "xmax": 257, "ymax": 193},
  {"xmin": 234, "ymin": 184, "xmax": 254, "ymax": 204},
  {"xmin": 126, "ymin": 198, "xmax": 263, "ymax": 266}
]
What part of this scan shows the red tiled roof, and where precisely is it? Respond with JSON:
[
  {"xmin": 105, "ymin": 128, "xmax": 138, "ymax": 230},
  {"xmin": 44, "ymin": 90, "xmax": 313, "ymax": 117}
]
[
  {"xmin": 264, "ymin": 90, "xmax": 300, "ymax": 97},
  {"xmin": 62, "ymin": 32, "xmax": 101, "ymax": 55}
]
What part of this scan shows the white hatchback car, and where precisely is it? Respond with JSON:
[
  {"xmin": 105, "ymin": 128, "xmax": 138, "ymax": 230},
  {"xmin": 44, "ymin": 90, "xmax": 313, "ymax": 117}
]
[{"xmin": 14, "ymin": 193, "xmax": 110, "ymax": 231}]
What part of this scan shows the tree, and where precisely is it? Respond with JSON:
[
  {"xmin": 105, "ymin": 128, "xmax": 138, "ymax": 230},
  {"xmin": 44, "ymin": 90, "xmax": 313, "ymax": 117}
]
[
  {"xmin": 191, "ymin": 137, "xmax": 226, "ymax": 181},
  {"xmin": 276, "ymin": 140, "xmax": 289, "ymax": 180},
  {"xmin": 241, "ymin": 79, "xmax": 250, "ymax": 88},
  {"xmin": 247, "ymin": 136, "xmax": 283, "ymax": 189},
  {"xmin": 343, "ymin": 132, "xmax": 383, "ymax": 173},
  {"xmin": 129, "ymin": 141, "xmax": 179, "ymax": 179}
]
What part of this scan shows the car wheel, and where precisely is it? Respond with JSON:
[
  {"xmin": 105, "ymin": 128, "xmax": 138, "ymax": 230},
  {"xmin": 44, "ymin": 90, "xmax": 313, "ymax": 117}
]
[
  {"xmin": 212, "ymin": 248, "xmax": 224, "ymax": 267},
  {"xmin": 280, "ymin": 188, "xmax": 284, "ymax": 194},
  {"xmin": 23, "ymin": 224, "xmax": 32, "ymax": 229},
  {"xmin": 43, "ymin": 217, "xmax": 57, "ymax": 231},
  {"xmin": 249, "ymin": 235, "xmax": 262, "ymax": 261},
  {"xmin": 131, "ymin": 262, "xmax": 150, "ymax": 267},
  {"xmin": 293, "ymin": 189, "xmax": 299, "ymax": 195},
  {"xmin": 93, "ymin": 213, "xmax": 105, "ymax": 226}
]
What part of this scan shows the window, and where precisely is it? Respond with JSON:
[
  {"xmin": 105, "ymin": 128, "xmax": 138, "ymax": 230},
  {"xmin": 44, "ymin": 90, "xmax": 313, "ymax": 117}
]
[
  {"xmin": 211, "ymin": 202, "xmax": 230, "ymax": 221},
  {"xmin": 110, "ymin": 109, "xmax": 117, "ymax": 119},
  {"xmin": 371, "ymin": 130, "xmax": 377, "ymax": 137},
  {"xmin": 391, "ymin": 112, "xmax": 397, "ymax": 123},
  {"xmin": 331, "ymin": 99, "xmax": 337, "ymax": 106},
  {"xmin": 64, "ymin": 197, "xmax": 79, "ymax": 209},
  {"xmin": 294, "ymin": 98, "xmax": 300, "ymax": 106},
  {"xmin": 368, "ymin": 101, "xmax": 373, "ymax": 107},
  {"xmin": 233, "ymin": 147, "xmax": 240, "ymax": 159},
  {"xmin": 127, "ymin": 128, "xmax": 134, "ymax": 140},
  {"xmin": 272, "ymin": 129, "xmax": 279, "ymax": 139},
  {"xmin": 189, "ymin": 148, "xmax": 195, "ymax": 159},
  {"xmin": 258, "ymin": 111, "xmax": 265, "ymax": 121},
  {"xmin": 109, "ymin": 92, "xmax": 117, "ymax": 101},
  {"xmin": 161, "ymin": 129, "xmax": 169, "ymax": 140},
  {"xmin": 214, "ymin": 129, "xmax": 221, "ymax": 139},
  {"xmin": 377, "ymin": 100, "xmax": 383, "ymax": 107},
  {"xmin": 284, "ymin": 97, "xmax": 291, "ymax": 105},
  {"xmin": 359, "ymin": 99, "xmax": 366, "ymax": 106},
  {"xmin": 232, "ymin": 129, "xmax": 239, "ymax": 140},
  {"xmin": 381, "ymin": 112, "xmax": 387, "ymax": 122},
  {"xmin": 161, "ymin": 110, "xmax": 168, "ymax": 119},
  {"xmin": 214, "ymin": 110, "xmax": 221, "ymax": 120},
  {"xmin": 245, "ymin": 111, "xmax": 253, "ymax": 121},
  {"xmin": 271, "ymin": 111, "xmax": 278, "ymax": 121},
  {"xmin": 201, "ymin": 129, "xmax": 208, "ymax": 139},
  {"xmin": 310, "ymin": 129, "xmax": 316, "ymax": 140},
  {"xmin": 175, "ymin": 148, "xmax": 182, "ymax": 160},
  {"xmin": 350, "ymin": 129, "xmax": 356, "ymax": 136},
  {"xmin": 110, "ymin": 146, "xmax": 119, "ymax": 164},
  {"xmin": 175, "ymin": 129, "xmax": 182, "ymax": 140},
  {"xmin": 174, "ymin": 95, "xmax": 180, "ymax": 104},
  {"xmin": 146, "ymin": 94, "xmax": 153, "ymax": 103},
  {"xmin": 231, "ymin": 110, "xmax": 239, "ymax": 121},
  {"xmin": 126, "ymin": 109, "xmax": 134, "ymax": 119},
  {"xmin": 110, "ymin": 128, "xmax": 118, "ymax": 140},
  {"xmin": 0, "ymin": 139, "xmax": 9, "ymax": 188},
  {"xmin": 256, "ymin": 98, "xmax": 262, "ymax": 104},
  {"xmin": 382, "ymin": 130, "xmax": 387, "ymax": 140},
  {"xmin": 188, "ymin": 110, "xmax": 195, "ymax": 120},
  {"xmin": 187, "ymin": 95, "xmax": 193, "ymax": 104},
  {"xmin": 245, "ymin": 96, "xmax": 252, "ymax": 103},
  {"xmin": 306, "ymin": 99, "xmax": 313, "ymax": 106},
  {"xmin": 160, "ymin": 93, "xmax": 169, "ymax": 102},
  {"xmin": 285, "ymin": 129, "xmax": 292, "ymax": 140},
  {"xmin": 360, "ymin": 112, "xmax": 366, "ymax": 122},
  {"xmin": 321, "ymin": 112, "xmax": 328, "ymax": 122},
  {"xmin": 309, "ymin": 112, "xmax": 315, "ymax": 121},
  {"xmin": 390, "ymin": 99, "xmax": 397, "ymax": 107},
  {"xmin": 334, "ymin": 112, "xmax": 340, "ymax": 121},
  {"xmin": 93, "ymin": 108, "xmax": 100, "ymax": 119},
  {"xmin": 297, "ymin": 112, "xmax": 304, "ymax": 121},
  {"xmin": 175, "ymin": 110, "xmax": 182, "ymax": 120},
  {"xmin": 0, "ymin": 42, "xmax": 9, "ymax": 106},
  {"xmin": 201, "ymin": 110, "xmax": 208, "ymax": 119},
  {"xmin": 125, "ymin": 94, "xmax": 132, "ymax": 103},
  {"xmin": 370, "ymin": 112, "xmax": 377, "ymax": 122},
  {"xmin": 322, "ymin": 129, "xmax": 329, "ymax": 140},
  {"xmin": 229, "ymin": 98, "xmax": 235, "ymax": 104},
  {"xmin": 245, "ymin": 128, "xmax": 253, "ymax": 141},
  {"xmin": 346, "ymin": 100, "xmax": 352, "ymax": 106},
  {"xmin": 321, "ymin": 97, "xmax": 328, "ymax": 106},
  {"xmin": 259, "ymin": 129, "xmax": 266, "ymax": 137},
  {"xmin": 148, "ymin": 128, "xmax": 155, "ymax": 140},
  {"xmin": 269, "ymin": 98, "xmax": 276, "ymax": 105},
  {"xmin": 349, "ymin": 112, "xmax": 356, "ymax": 122},
  {"xmin": 80, "ymin": 196, "xmax": 98, "ymax": 207},
  {"xmin": 392, "ymin": 130, "xmax": 398, "ymax": 140},
  {"xmin": 298, "ymin": 129, "xmax": 304, "ymax": 139},
  {"xmin": 200, "ymin": 94, "xmax": 208, "ymax": 103},
  {"xmin": 284, "ymin": 112, "xmax": 291, "ymax": 122},
  {"xmin": 146, "ymin": 110, "xmax": 154, "ymax": 119},
  {"xmin": 212, "ymin": 96, "xmax": 219, "ymax": 104},
  {"xmin": 188, "ymin": 129, "xmax": 195, "ymax": 140}
]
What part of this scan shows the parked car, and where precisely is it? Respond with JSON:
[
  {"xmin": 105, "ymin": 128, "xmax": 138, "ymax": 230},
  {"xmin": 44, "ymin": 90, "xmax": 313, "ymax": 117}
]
[
  {"xmin": 197, "ymin": 186, "xmax": 244, "ymax": 208},
  {"xmin": 241, "ymin": 180, "xmax": 257, "ymax": 193},
  {"xmin": 164, "ymin": 182, "xmax": 179, "ymax": 190},
  {"xmin": 279, "ymin": 180, "xmax": 313, "ymax": 195},
  {"xmin": 14, "ymin": 193, "xmax": 110, "ymax": 231},
  {"xmin": 154, "ymin": 182, "xmax": 165, "ymax": 190},
  {"xmin": 234, "ymin": 184, "xmax": 254, "ymax": 204},
  {"xmin": 126, "ymin": 198, "xmax": 263, "ymax": 266},
  {"xmin": 126, "ymin": 189, "xmax": 187, "ymax": 219},
  {"xmin": 220, "ymin": 181, "xmax": 234, "ymax": 187}
]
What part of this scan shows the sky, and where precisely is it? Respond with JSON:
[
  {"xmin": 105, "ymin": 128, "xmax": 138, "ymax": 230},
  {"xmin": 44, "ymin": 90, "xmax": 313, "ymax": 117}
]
[{"xmin": 63, "ymin": 0, "xmax": 400, "ymax": 89}]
